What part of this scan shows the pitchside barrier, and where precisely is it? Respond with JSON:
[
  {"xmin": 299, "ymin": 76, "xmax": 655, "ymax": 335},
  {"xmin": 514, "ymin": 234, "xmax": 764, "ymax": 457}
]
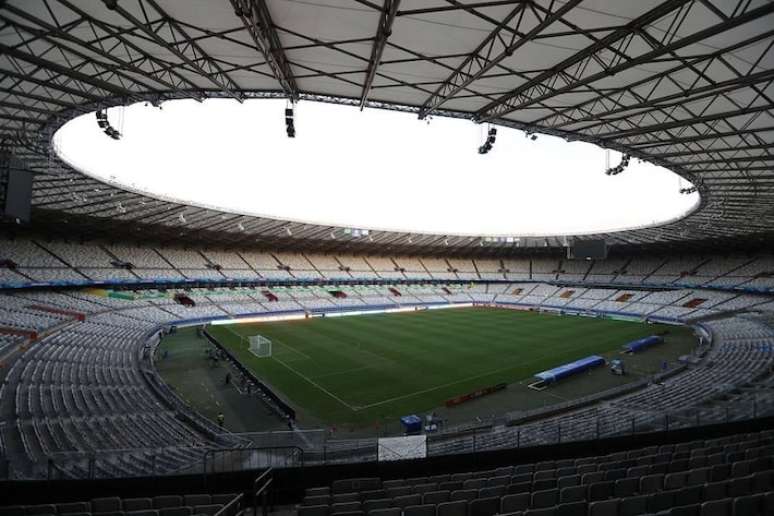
[
  {"xmin": 202, "ymin": 328, "xmax": 296, "ymax": 421},
  {"xmin": 31, "ymin": 397, "xmax": 770, "ymax": 481}
]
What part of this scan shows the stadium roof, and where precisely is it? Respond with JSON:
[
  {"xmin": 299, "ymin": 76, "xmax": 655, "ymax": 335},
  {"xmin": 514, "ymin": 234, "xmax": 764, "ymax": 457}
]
[{"xmin": 1, "ymin": 0, "xmax": 773, "ymax": 255}]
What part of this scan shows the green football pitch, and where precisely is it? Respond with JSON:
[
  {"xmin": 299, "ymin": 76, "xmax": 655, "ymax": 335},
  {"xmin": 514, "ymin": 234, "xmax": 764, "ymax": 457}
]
[{"xmin": 206, "ymin": 307, "xmax": 683, "ymax": 427}]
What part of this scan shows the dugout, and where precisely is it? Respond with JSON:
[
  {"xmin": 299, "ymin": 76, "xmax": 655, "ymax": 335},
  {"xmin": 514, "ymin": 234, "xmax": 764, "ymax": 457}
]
[{"xmin": 529, "ymin": 355, "xmax": 605, "ymax": 390}]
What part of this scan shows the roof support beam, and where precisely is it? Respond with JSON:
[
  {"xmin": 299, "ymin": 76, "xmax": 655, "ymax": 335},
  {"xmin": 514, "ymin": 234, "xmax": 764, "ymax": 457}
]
[
  {"xmin": 359, "ymin": 0, "xmax": 400, "ymax": 109},
  {"xmin": 399, "ymin": 1, "xmax": 525, "ymax": 16},
  {"xmin": 598, "ymin": 103, "xmax": 774, "ymax": 140},
  {"xmin": 230, "ymin": 0, "xmax": 299, "ymax": 100},
  {"xmin": 418, "ymin": 0, "xmax": 582, "ymax": 119},
  {"xmin": 552, "ymin": 62, "xmax": 774, "ymax": 133},
  {"xmin": 531, "ymin": 28, "xmax": 774, "ymax": 129},
  {"xmin": 675, "ymin": 155, "xmax": 774, "ymax": 166},
  {"xmin": 631, "ymin": 126, "xmax": 774, "ymax": 149},
  {"xmin": 102, "ymin": 0, "xmax": 243, "ymax": 102},
  {"xmin": 0, "ymin": 42, "xmax": 138, "ymax": 100},
  {"xmin": 476, "ymin": 0, "xmax": 774, "ymax": 122},
  {"xmin": 58, "ymin": 0, "xmax": 210, "ymax": 99},
  {"xmin": 0, "ymin": 86, "xmax": 81, "ymax": 110},
  {"xmin": 657, "ymin": 143, "xmax": 774, "ymax": 158},
  {"xmin": 0, "ymin": 4, "xmax": 202, "ymax": 102}
]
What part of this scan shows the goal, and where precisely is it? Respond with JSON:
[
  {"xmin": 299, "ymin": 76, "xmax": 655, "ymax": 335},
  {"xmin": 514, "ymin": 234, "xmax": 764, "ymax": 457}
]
[{"xmin": 248, "ymin": 335, "xmax": 272, "ymax": 358}]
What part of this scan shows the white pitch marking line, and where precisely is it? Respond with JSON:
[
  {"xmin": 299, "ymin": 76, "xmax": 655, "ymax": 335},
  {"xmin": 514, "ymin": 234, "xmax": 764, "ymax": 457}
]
[
  {"xmin": 354, "ymin": 362, "xmax": 523, "ymax": 411},
  {"xmin": 272, "ymin": 355, "xmax": 357, "ymax": 411},
  {"xmin": 271, "ymin": 337, "xmax": 312, "ymax": 360},
  {"xmin": 310, "ymin": 364, "xmax": 377, "ymax": 380},
  {"xmin": 355, "ymin": 347, "xmax": 585, "ymax": 411}
]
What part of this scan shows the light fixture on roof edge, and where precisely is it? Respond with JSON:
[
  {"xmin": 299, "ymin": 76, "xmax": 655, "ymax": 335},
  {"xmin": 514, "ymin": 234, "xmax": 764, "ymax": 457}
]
[
  {"xmin": 478, "ymin": 125, "xmax": 497, "ymax": 154},
  {"xmin": 285, "ymin": 102, "xmax": 296, "ymax": 138},
  {"xmin": 605, "ymin": 153, "xmax": 630, "ymax": 176},
  {"xmin": 95, "ymin": 110, "xmax": 121, "ymax": 140}
]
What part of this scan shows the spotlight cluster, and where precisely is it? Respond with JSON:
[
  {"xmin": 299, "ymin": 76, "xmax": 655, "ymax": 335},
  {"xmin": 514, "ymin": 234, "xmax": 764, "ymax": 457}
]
[
  {"xmin": 605, "ymin": 153, "xmax": 631, "ymax": 176},
  {"xmin": 525, "ymin": 131, "xmax": 538, "ymax": 141},
  {"xmin": 482, "ymin": 236, "xmax": 519, "ymax": 244},
  {"xmin": 478, "ymin": 127, "xmax": 497, "ymax": 154},
  {"xmin": 285, "ymin": 105, "xmax": 295, "ymax": 138},
  {"xmin": 680, "ymin": 186, "xmax": 698, "ymax": 194},
  {"xmin": 343, "ymin": 228, "xmax": 370, "ymax": 238},
  {"xmin": 95, "ymin": 110, "xmax": 121, "ymax": 140}
]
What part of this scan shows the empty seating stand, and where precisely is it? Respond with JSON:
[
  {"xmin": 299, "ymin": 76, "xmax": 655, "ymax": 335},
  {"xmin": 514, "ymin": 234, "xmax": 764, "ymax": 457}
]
[
  {"xmin": 297, "ymin": 430, "xmax": 774, "ymax": 516},
  {"xmin": 0, "ymin": 493, "xmax": 238, "ymax": 516}
]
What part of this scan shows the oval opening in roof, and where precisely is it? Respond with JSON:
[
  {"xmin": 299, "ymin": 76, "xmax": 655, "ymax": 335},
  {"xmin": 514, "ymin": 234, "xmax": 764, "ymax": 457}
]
[{"xmin": 53, "ymin": 98, "xmax": 699, "ymax": 237}]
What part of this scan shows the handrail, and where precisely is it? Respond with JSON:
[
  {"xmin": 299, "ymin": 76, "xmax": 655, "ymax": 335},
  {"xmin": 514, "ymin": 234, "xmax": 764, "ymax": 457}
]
[
  {"xmin": 253, "ymin": 468, "xmax": 274, "ymax": 516},
  {"xmin": 214, "ymin": 493, "xmax": 244, "ymax": 516}
]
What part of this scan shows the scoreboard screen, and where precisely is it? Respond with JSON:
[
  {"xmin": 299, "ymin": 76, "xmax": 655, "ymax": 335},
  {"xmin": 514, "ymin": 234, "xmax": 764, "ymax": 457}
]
[{"xmin": 568, "ymin": 239, "xmax": 607, "ymax": 260}]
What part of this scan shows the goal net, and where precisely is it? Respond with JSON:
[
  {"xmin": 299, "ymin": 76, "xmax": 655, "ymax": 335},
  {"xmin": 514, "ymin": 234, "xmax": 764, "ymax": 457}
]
[{"xmin": 248, "ymin": 335, "xmax": 272, "ymax": 358}]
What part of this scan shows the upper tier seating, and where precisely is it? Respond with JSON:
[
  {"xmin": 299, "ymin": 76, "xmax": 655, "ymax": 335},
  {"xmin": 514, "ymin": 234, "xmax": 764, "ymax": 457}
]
[{"xmin": 1, "ymin": 238, "xmax": 774, "ymax": 295}]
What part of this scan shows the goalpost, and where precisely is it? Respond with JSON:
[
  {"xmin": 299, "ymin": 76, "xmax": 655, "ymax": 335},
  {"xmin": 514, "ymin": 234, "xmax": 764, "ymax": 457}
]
[{"xmin": 248, "ymin": 335, "xmax": 272, "ymax": 358}]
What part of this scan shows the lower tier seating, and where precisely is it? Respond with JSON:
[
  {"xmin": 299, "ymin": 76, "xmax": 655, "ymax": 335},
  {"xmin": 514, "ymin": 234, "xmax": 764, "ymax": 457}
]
[{"xmin": 298, "ymin": 430, "xmax": 774, "ymax": 516}]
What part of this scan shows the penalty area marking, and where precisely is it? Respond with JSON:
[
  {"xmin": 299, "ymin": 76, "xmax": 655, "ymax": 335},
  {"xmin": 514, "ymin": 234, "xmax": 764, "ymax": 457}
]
[
  {"xmin": 272, "ymin": 355, "xmax": 358, "ymax": 411},
  {"xmin": 270, "ymin": 336, "xmax": 312, "ymax": 361}
]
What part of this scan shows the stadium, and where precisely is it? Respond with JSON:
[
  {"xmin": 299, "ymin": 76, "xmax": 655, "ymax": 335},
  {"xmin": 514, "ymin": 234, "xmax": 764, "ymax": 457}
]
[{"xmin": 1, "ymin": 0, "xmax": 774, "ymax": 515}]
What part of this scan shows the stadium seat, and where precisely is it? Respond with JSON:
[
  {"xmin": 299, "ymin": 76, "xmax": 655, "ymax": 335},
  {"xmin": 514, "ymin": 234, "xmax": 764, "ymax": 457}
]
[
  {"xmin": 530, "ymin": 489, "xmax": 559, "ymax": 509},
  {"xmin": 618, "ymin": 495, "xmax": 647, "ymax": 516},
  {"xmin": 123, "ymin": 500, "xmax": 153, "ymax": 512},
  {"xmin": 92, "ymin": 499, "xmax": 122, "ymax": 514},
  {"xmin": 182, "ymin": 497, "xmax": 209, "ymax": 508},
  {"xmin": 501, "ymin": 493, "xmax": 531, "ymax": 514},
  {"xmin": 24, "ymin": 506, "xmax": 55, "ymax": 516},
  {"xmin": 588, "ymin": 499, "xmax": 619, "ymax": 516},
  {"xmin": 304, "ymin": 497, "xmax": 331, "ymax": 507},
  {"xmin": 362, "ymin": 500, "xmax": 391, "ymax": 513},
  {"xmin": 368, "ymin": 510, "xmax": 399, "ymax": 516},
  {"xmin": 152, "ymin": 497, "xmax": 182, "ymax": 510},
  {"xmin": 589, "ymin": 481, "xmax": 615, "ymax": 501},
  {"xmin": 559, "ymin": 486, "xmax": 585, "ymax": 503},
  {"xmin": 554, "ymin": 501, "xmax": 586, "ymax": 516},
  {"xmin": 449, "ymin": 490, "xmax": 477, "ymax": 503},
  {"xmin": 394, "ymin": 496, "xmax": 422, "ymax": 509},
  {"xmin": 403, "ymin": 505, "xmax": 435, "ymax": 516},
  {"xmin": 422, "ymin": 492, "xmax": 450, "ymax": 505},
  {"xmin": 436, "ymin": 501, "xmax": 466, "ymax": 516},
  {"xmin": 298, "ymin": 505, "xmax": 329, "ymax": 516},
  {"xmin": 331, "ymin": 502, "xmax": 360, "ymax": 514},
  {"xmin": 159, "ymin": 508, "xmax": 191, "ymax": 516},
  {"xmin": 468, "ymin": 497, "xmax": 499, "ymax": 516},
  {"xmin": 699, "ymin": 498, "xmax": 731, "ymax": 516},
  {"xmin": 190, "ymin": 507, "xmax": 221, "ymax": 516}
]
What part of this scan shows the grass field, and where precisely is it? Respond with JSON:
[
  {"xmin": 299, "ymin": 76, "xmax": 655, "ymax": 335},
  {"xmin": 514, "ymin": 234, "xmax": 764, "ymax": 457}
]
[{"xmin": 206, "ymin": 307, "xmax": 690, "ymax": 428}]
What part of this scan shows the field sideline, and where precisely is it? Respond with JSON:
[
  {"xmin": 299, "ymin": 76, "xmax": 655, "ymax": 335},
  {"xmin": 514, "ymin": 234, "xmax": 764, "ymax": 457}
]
[{"xmin": 205, "ymin": 307, "xmax": 688, "ymax": 427}]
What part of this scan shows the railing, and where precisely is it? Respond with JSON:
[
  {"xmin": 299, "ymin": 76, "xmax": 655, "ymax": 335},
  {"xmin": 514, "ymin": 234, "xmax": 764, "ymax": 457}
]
[
  {"xmin": 214, "ymin": 493, "xmax": 243, "ymax": 516},
  {"xmin": 252, "ymin": 468, "xmax": 273, "ymax": 516},
  {"xmin": 16, "ymin": 394, "xmax": 771, "ymax": 481},
  {"xmin": 202, "ymin": 446, "xmax": 303, "ymax": 477}
]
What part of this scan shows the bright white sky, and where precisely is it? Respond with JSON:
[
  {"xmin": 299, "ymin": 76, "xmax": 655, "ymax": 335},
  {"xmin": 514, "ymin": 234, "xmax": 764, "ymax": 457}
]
[{"xmin": 53, "ymin": 99, "xmax": 698, "ymax": 237}]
